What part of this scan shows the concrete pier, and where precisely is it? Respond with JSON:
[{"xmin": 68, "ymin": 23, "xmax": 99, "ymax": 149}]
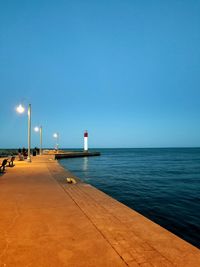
[
  {"xmin": 0, "ymin": 155, "xmax": 199, "ymax": 266},
  {"xmin": 54, "ymin": 151, "xmax": 100, "ymax": 159},
  {"xmin": 43, "ymin": 150, "xmax": 101, "ymax": 159}
]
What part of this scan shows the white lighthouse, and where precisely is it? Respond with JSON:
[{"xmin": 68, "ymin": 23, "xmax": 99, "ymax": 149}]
[{"xmin": 84, "ymin": 130, "xmax": 88, "ymax": 152}]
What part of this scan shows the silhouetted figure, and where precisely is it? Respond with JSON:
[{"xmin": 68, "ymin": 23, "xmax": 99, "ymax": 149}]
[
  {"xmin": 18, "ymin": 148, "xmax": 23, "ymax": 161},
  {"xmin": 34, "ymin": 147, "xmax": 39, "ymax": 155},
  {"xmin": 33, "ymin": 148, "xmax": 37, "ymax": 156},
  {"xmin": 22, "ymin": 147, "xmax": 27, "ymax": 159}
]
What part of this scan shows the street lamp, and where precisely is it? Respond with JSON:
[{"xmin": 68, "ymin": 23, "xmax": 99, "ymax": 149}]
[
  {"xmin": 34, "ymin": 126, "xmax": 43, "ymax": 155},
  {"xmin": 16, "ymin": 104, "xmax": 25, "ymax": 114},
  {"xmin": 16, "ymin": 103, "xmax": 31, "ymax": 162},
  {"xmin": 53, "ymin": 132, "xmax": 59, "ymax": 151}
]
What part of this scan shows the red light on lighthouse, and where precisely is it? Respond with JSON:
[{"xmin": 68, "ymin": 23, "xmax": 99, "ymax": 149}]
[{"xmin": 84, "ymin": 131, "xmax": 88, "ymax": 138}]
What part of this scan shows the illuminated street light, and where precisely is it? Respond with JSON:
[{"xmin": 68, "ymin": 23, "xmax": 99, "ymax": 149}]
[
  {"xmin": 53, "ymin": 133, "xmax": 58, "ymax": 138},
  {"xmin": 34, "ymin": 126, "xmax": 43, "ymax": 155},
  {"xmin": 34, "ymin": 126, "xmax": 39, "ymax": 132},
  {"xmin": 53, "ymin": 132, "xmax": 59, "ymax": 151},
  {"xmin": 16, "ymin": 104, "xmax": 25, "ymax": 114},
  {"xmin": 16, "ymin": 103, "xmax": 31, "ymax": 162}
]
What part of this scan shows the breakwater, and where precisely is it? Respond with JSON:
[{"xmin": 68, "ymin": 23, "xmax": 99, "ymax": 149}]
[{"xmin": 54, "ymin": 151, "xmax": 100, "ymax": 159}]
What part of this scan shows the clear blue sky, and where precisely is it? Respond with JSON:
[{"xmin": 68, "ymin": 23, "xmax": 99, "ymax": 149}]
[{"xmin": 0, "ymin": 0, "xmax": 200, "ymax": 148}]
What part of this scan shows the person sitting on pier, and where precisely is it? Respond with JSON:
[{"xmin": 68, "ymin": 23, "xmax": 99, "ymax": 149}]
[
  {"xmin": 0, "ymin": 159, "xmax": 8, "ymax": 173},
  {"xmin": 18, "ymin": 148, "xmax": 23, "ymax": 161},
  {"xmin": 7, "ymin": 156, "xmax": 15, "ymax": 167},
  {"xmin": 22, "ymin": 147, "xmax": 28, "ymax": 159},
  {"xmin": 18, "ymin": 153, "xmax": 24, "ymax": 161}
]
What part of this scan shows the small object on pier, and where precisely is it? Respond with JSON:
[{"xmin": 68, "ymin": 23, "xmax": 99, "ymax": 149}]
[{"xmin": 66, "ymin": 178, "xmax": 77, "ymax": 184}]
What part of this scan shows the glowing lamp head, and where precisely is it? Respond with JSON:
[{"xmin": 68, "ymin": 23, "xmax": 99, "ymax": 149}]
[
  {"xmin": 16, "ymin": 104, "xmax": 25, "ymax": 114},
  {"xmin": 34, "ymin": 126, "xmax": 39, "ymax": 132},
  {"xmin": 53, "ymin": 133, "xmax": 58, "ymax": 138}
]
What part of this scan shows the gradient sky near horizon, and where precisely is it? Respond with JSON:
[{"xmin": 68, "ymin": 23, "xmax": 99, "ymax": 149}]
[{"xmin": 0, "ymin": 0, "xmax": 200, "ymax": 148}]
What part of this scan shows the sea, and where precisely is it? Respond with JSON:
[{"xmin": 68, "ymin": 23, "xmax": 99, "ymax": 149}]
[{"xmin": 59, "ymin": 148, "xmax": 200, "ymax": 248}]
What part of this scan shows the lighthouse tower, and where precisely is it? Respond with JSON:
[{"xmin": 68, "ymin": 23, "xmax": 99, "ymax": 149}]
[{"xmin": 84, "ymin": 130, "xmax": 88, "ymax": 152}]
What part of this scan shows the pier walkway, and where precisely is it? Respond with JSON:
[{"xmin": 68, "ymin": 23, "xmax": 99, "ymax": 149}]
[{"xmin": 0, "ymin": 155, "xmax": 199, "ymax": 266}]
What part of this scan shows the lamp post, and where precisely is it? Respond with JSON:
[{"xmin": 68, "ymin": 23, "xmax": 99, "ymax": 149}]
[
  {"xmin": 53, "ymin": 132, "xmax": 59, "ymax": 151},
  {"xmin": 34, "ymin": 126, "xmax": 43, "ymax": 155},
  {"xmin": 16, "ymin": 103, "xmax": 32, "ymax": 162}
]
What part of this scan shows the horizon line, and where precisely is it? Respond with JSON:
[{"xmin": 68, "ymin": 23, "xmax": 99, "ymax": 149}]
[{"xmin": 0, "ymin": 146, "xmax": 200, "ymax": 150}]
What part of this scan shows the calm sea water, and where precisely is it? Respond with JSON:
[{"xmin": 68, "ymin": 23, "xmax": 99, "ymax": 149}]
[{"xmin": 59, "ymin": 148, "xmax": 200, "ymax": 248}]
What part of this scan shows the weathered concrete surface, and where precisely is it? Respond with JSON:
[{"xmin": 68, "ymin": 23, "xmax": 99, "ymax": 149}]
[
  {"xmin": 0, "ymin": 155, "xmax": 199, "ymax": 267},
  {"xmin": 42, "ymin": 150, "xmax": 101, "ymax": 159},
  {"xmin": 54, "ymin": 151, "xmax": 101, "ymax": 159}
]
